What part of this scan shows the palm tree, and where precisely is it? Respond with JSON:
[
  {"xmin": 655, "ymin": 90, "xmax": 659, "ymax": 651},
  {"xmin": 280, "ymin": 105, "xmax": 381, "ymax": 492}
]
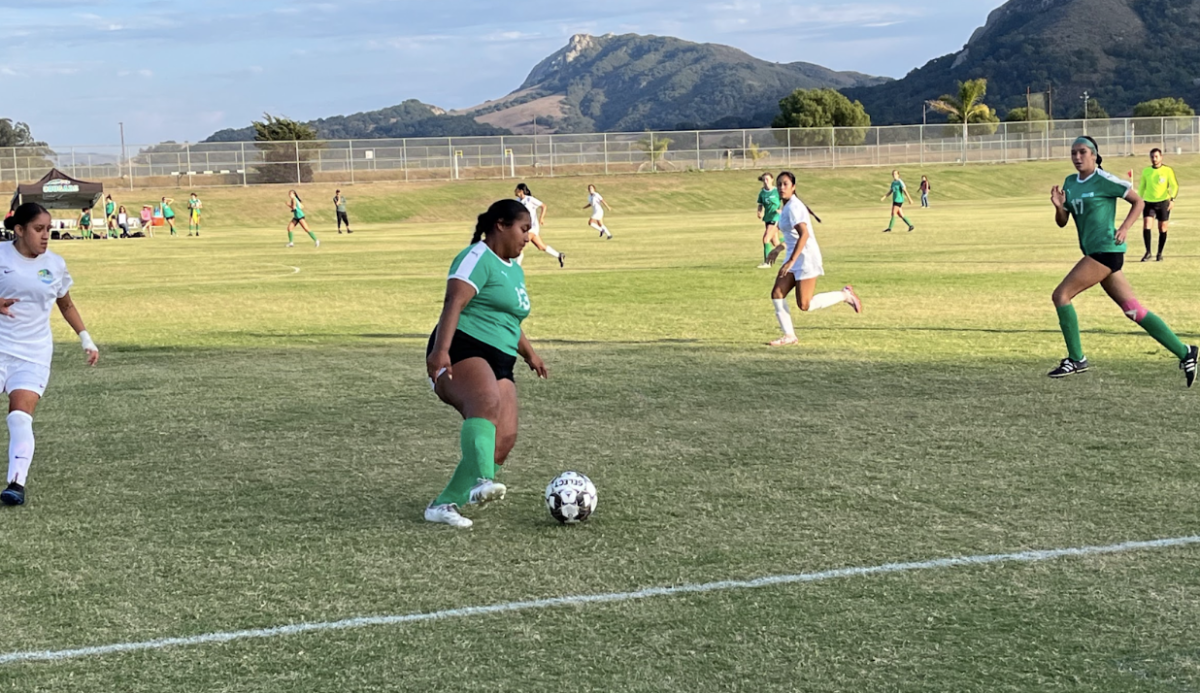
[
  {"xmin": 635, "ymin": 133, "xmax": 673, "ymax": 172},
  {"xmin": 928, "ymin": 79, "xmax": 997, "ymax": 162}
]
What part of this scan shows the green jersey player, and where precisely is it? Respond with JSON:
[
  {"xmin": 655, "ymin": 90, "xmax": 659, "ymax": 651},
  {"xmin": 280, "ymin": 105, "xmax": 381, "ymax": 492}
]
[
  {"xmin": 424, "ymin": 199, "xmax": 549, "ymax": 528},
  {"xmin": 880, "ymin": 170, "xmax": 914, "ymax": 233},
  {"xmin": 1049, "ymin": 136, "xmax": 1197, "ymax": 384},
  {"xmin": 756, "ymin": 173, "xmax": 783, "ymax": 268}
]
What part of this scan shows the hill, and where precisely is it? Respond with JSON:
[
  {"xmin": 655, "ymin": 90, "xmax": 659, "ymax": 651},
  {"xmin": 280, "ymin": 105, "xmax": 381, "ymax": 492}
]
[
  {"xmin": 461, "ymin": 33, "xmax": 890, "ymax": 133},
  {"xmin": 205, "ymin": 100, "xmax": 512, "ymax": 143},
  {"xmin": 843, "ymin": 0, "xmax": 1200, "ymax": 124}
]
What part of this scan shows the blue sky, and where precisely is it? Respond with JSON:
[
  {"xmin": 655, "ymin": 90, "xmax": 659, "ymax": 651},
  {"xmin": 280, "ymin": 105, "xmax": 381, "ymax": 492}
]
[{"xmin": 0, "ymin": 0, "xmax": 1004, "ymax": 145}]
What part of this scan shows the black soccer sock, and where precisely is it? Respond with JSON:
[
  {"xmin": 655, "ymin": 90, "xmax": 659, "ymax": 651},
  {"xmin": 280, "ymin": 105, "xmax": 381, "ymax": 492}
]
[
  {"xmin": 1144, "ymin": 228, "xmax": 1152, "ymax": 254},
  {"xmin": 1158, "ymin": 231, "xmax": 1168, "ymax": 256}
]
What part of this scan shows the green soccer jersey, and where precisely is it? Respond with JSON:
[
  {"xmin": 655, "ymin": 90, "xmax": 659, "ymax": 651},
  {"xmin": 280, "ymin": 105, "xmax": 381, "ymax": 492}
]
[
  {"xmin": 105, "ymin": 202, "xmax": 114, "ymax": 216},
  {"xmin": 890, "ymin": 180, "xmax": 906, "ymax": 204},
  {"xmin": 448, "ymin": 242, "xmax": 530, "ymax": 356},
  {"xmin": 1062, "ymin": 169, "xmax": 1133, "ymax": 255},
  {"xmin": 757, "ymin": 188, "xmax": 781, "ymax": 224}
]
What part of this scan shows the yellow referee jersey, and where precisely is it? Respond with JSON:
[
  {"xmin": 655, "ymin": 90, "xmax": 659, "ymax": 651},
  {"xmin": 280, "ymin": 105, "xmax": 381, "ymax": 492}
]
[{"xmin": 1138, "ymin": 165, "xmax": 1179, "ymax": 203}]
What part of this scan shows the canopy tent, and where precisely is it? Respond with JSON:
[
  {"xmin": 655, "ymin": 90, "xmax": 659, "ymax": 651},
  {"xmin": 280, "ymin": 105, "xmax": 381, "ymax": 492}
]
[{"xmin": 8, "ymin": 168, "xmax": 104, "ymax": 212}]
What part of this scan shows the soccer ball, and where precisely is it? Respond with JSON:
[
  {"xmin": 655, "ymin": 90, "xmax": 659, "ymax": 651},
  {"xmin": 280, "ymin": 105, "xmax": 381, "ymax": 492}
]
[{"xmin": 545, "ymin": 471, "xmax": 597, "ymax": 524}]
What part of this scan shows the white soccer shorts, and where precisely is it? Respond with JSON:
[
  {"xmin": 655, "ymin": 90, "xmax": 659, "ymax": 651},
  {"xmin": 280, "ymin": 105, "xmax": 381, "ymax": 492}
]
[{"xmin": 0, "ymin": 354, "xmax": 50, "ymax": 397}]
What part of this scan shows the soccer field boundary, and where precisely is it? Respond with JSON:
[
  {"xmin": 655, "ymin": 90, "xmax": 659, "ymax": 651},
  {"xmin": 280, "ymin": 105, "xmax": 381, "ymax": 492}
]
[{"xmin": 1, "ymin": 534, "xmax": 1197, "ymax": 666}]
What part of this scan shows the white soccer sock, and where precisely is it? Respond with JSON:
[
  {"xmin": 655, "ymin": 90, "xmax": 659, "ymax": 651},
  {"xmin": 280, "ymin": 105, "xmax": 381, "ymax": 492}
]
[
  {"xmin": 544, "ymin": 246, "xmax": 559, "ymax": 257},
  {"xmin": 7, "ymin": 411, "xmax": 34, "ymax": 486},
  {"xmin": 772, "ymin": 299, "xmax": 795, "ymax": 337},
  {"xmin": 515, "ymin": 251, "xmax": 524, "ymax": 266},
  {"xmin": 808, "ymin": 291, "xmax": 846, "ymax": 311},
  {"xmin": 601, "ymin": 225, "xmax": 611, "ymax": 235}
]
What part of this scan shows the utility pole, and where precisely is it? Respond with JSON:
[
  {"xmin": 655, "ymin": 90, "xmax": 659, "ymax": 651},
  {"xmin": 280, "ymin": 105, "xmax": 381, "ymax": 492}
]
[
  {"xmin": 119, "ymin": 122, "xmax": 126, "ymax": 179},
  {"xmin": 1081, "ymin": 91, "xmax": 1090, "ymax": 120}
]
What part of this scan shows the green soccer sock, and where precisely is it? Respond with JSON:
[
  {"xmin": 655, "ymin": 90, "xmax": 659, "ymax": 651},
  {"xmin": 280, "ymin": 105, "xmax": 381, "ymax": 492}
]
[
  {"xmin": 307, "ymin": 230, "xmax": 318, "ymax": 242},
  {"xmin": 887, "ymin": 215, "xmax": 896, "ymax": 229},
  {"xmin": 1056, "ymin": 304, "xmax": 1085, "ymax": 361},
  {"xmin": 1139, "ymin": 312, "xmax": 1190, "ymax": 360},
  {"xmin": 902, "ymin": 216, "xmax": 913, "ymax": 228},
  {"xmin": 433, "ymin": 418, "xmax": 497, "ymax": 507},
  {"xmin": 288, "ymin": 230, "xmax": 294, "ymax": 243},
  {"xmin": 763, "ymin": 243, "xmax": 772, "ymax": 262}
]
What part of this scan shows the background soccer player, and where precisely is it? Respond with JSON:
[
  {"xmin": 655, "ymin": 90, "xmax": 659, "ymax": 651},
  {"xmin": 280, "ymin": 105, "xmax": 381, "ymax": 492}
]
[
  {"xmin": 881, "ymin": 170, "xmax": 915, "ymax": 232},
  {"xmin": 1137, "ymin": 148, "xmax": 1178, "ymax": 262},
  {"xmin": 333, "ymin": 190, "xmax": 352, "ymax": 234},
  {"xmin": 515, "ymin": 183, "xmax": 564, "ymax": 267},
  {"xmin": 1048, "ymin": 136, "xmax": 1196, "ymax": 384},
  {"xmin": 584, "ymin": 185, "xmax": 612, "ymax": 239},
  {"xmin": 187, "ymin": 193, "xmax": 203, "ymax": 236},
  {"xmin": 756, "ymin": 172, "xmax": 782, "ymax": 269},
  {"xmin": 286, "ymin": 190, "xmax": 319, "ymax": 248},
  {"xmin": 0, "ymin": 203, "xmax": 99, "ymax": 506}
]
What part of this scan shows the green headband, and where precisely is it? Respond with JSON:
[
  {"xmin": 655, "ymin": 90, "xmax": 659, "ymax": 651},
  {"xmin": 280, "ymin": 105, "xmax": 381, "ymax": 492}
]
[{"xmin": 1073, "ymin": 137, "xmax": 1097, "ymax": 154}]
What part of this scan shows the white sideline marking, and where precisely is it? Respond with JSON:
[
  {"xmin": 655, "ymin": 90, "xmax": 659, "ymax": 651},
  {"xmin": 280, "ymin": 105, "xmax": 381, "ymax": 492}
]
[{"xmin": 1, "ymin": 534, "xmax": 1196, "ymax": 666}]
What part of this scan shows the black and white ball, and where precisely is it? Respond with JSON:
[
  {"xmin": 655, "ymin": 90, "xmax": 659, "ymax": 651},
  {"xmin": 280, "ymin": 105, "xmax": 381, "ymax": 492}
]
[{"xmin": 545, "ymin": 471, "xmax": 597, "ymax": 524}]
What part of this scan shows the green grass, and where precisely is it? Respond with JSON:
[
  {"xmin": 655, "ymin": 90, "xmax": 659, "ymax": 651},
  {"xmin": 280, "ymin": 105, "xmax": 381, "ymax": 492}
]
[{"xmin": 3, "ymin": 161, "xmax": 1200, "ymax": 691}]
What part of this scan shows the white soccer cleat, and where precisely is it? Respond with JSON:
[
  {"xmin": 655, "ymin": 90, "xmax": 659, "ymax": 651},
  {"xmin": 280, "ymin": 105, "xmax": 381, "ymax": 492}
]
[
  {"xmin": 314, "ymin": 239, "xmax": 320, "ymax": 248},
  {"xmin": 424, "ymin": 503, "xmax": 472, "ymax": 528},
  {"xmin": 286, "ymin": 242, "xmax": 294, "ymax": 248},
  {"xmin": 768, "ymin": 335, "xmax": 799, "ymax": 347},
  {"xmin": 842, "ymin": 285, "xmax": 863, "ymax": 314},
  {"xmin": 756, "ymin": 263, "xmax": 771, "ymax": 269},
  {"xmin": 468, "ymin": 479, "xmax": 507, "ymax": 507}
]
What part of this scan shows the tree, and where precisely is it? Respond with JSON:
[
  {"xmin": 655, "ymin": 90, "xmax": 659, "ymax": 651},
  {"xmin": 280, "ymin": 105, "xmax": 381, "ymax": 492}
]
[
  {"xmin": 0, "ymin": 118, "xmax": 54, "ymax": 181},
  {"xmin": 1133, "ymin": 97, "xmax": 1195, "ymax": 117},
  {"xmin": 252, "ymin": 114, "xmax": 320, "ymax": 184},
  {"xmin": 635, "ymin": 133, "xmax": 673, "ymax": 172},
  {"xmin": 772, "ymin": 88, "xmax": 870, "ymax": 145},
  {"xmin": 1004, "ymin": 107, "xmax": 1049, "ymax": 122},
  {"xmin": 1073, "ymin": 99, "xmax": 1109, "ymax": 120},
  {"xmin": 0, "ymin": 119, "xmax": 44, "ymax": 148}
]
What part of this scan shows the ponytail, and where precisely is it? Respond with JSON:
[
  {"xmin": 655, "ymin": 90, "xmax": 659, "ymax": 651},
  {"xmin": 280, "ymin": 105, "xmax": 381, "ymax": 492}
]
[
  {"xmin": 472, "ymin": 199, "xmax": 529, "ymax": 244},
  {"xmin": 4, "ymin": 202, "xmax": 48, "ymax": 232},
  {"xmin": 516, "ymin": 183, "xmax": 532, "ymax": 197}
]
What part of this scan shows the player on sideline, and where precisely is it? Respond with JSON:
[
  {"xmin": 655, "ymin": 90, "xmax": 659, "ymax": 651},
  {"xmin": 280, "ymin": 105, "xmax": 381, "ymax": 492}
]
[
  {"xmin": 103, "ymin": 195, "xmax": 117, "ymax": 237},
  {"xmin": 583, "ymin": 184, "xmax": 612, "ymax": 239},
  {"xmin": 756, "ymin": 172, "xmax": 783, "ymax": 269},
  {"xmin": 333, "ymin": 190, "xmax": 353, "ymax": 234},
  {"xmin": 187, "ymin": 193, "xmax": 203, "ymax": 236},
  {"xmin": 0, "ymin": 203, "xmax": 99, "ymax": 506},
  {"xmin": 161, "ymin": 197, "xmax": 178, "ymax": 236},
  {"xmin": 515, "ymin": 183, "xmax": 564, "ymax": 267},
  {"xmin": 424, "ymin": 199, "xmax": 547, "ymax": 528},
  {"xmin": 1048, "ymin": 136, "xmax": 1197, "ymax": 384},
  {"xmin": 881, "ymin": 170, "xmax": 915, "ymax": 233},
  {"xmin": 77, "ymin": 207, "xmax": 93, "ymax": 240},
  {"xmin": 769, "ymin": 171, "xmax": 862, "ymax": 346},
  {"xmin": 1138, "ymin": 148, "xmax": 1178, "ymax": 262},
  {"xmin": 286, "ymin": 190, "xmax": 319, "ymax": 248}
]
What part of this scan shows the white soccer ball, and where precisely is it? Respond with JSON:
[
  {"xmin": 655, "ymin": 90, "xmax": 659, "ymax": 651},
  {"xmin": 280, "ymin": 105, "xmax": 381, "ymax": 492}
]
[{"xmin": 545, "ymin": 471, "xmax": 597, "ymax": 524}]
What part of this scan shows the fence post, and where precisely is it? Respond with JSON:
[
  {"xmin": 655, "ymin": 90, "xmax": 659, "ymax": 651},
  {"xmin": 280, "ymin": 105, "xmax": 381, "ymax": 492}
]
[
  {"xmin": 71, "ymin": 148, "xmax": 76, "ymax": 178},
  {"xmin": 920, "ymin": 124, "xmax": 924, "ymax": 165},
  {"xmin": 12, "ymin": 147, "xmax": 18, "ymax": 184},
  {"xmin": 185, "ymin": 143, "xmax": 193, "ymax": 188},
  {"xmin": 403, "ymin": 139, "xmax": 409, "ymax": 182},
  {"xmin": 127, "ymin": 144, "xmax": 136, "ymax": 191},
  {"xmin": 549, "ymin": 134, "xmax": 555, "ymax": 177},
  {"xmin": 348, "ymin": 139, "xmax": 354, "ymax": 184},
  {"xmin": 240, "ymin": 143, "xmax": 247, "ymax": 186},
  {"xmin": 1002, "ymin": 122, "xmax": 1007, "ymax": 164},
  {"xmin": 294, "ymin": 141, "xmax": 301, "ymax": 184},
  {"xmin": 696, "ymin": 131, "xmax": 701, "ymax": 170},
  {"xmin": 604, "ymin": 133, "xmax": 609, "ymax": 175},
  {"xmin": 786, "ymin": 128, "xmax": 792, "ymax": 165},
  {"xmin": 498, "ymin": 136, "xmax": 505, "ymax": 178},
  {"xmin": 830, "ymin": 128, "xmax": 836, "ymax": 168},
  {"xmin": 741, "ymin": 130, "xmax": 746, "ymax": 169}
]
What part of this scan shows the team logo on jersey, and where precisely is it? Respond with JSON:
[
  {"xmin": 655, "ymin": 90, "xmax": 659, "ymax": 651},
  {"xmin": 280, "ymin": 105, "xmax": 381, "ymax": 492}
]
[{"xmin": 37, "ymin": 270, "xmax": 53, "ymax": 284}]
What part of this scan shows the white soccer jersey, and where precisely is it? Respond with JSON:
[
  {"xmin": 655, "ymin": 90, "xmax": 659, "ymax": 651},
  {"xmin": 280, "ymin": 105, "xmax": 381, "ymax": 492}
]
[
  {"xmin": 588, "ymin": 192, "xmax": 604, "ymax": 218},
  {"xmin": 0, "ymin": 242, "xmax": 73, "ymax": 367},
  {"xmin": 778, "ymin": 196, "xmax": 823, "ymax": 279},
  {"xmin": 519, "ymin": 196, "xmax": 544, "ymax": 232}
]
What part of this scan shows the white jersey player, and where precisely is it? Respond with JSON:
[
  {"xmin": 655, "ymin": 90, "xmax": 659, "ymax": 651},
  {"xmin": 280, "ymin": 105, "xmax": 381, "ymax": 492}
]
[
  {"xmin": 583, "ymin": 184, "xmax": 612, "ymax": 239},
  {"xmin": 515, "ymin": 183, "xmax": 564, "ymax": 267},
  {"xmin": 768, "ymin": 171, "xmax": 863, "ymax": 347},
  {"xmin": 0, "ymin": 203, "xmax": 98, "ymax": 506}
]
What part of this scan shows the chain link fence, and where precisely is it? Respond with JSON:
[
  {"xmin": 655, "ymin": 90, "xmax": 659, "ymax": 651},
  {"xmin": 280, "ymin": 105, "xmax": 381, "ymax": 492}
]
[{"xmin": 3, "ymin": 117, "xmax": 1197, "ymax": 190}]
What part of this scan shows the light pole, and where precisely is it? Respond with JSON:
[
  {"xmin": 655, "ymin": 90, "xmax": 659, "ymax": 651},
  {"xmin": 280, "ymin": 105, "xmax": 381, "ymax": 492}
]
[{"xmin": 1080, "ymin": 91, "xmax": 1090, "ymax": 120}]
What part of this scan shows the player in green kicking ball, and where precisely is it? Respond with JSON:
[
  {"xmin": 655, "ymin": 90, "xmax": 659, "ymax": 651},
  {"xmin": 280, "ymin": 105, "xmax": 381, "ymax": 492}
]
[
  {"xmin": 1048, "ymin": 135, "xmax": 1197, "ymax": 384},
  {"xmin": 881, "ymin": 170, "xmax": 914, "ymax": 233},
  {"xmin": 756, "ymin": 172, "xmax": 783, "ymax": 268},
  {"xmin": 424, "ymin": 199, "xmax": 548, "ymax": 527}
]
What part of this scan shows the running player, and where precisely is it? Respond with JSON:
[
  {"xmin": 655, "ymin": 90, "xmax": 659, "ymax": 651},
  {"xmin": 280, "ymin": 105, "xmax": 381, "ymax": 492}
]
[
  {"xmin": 769, "ymin": 171, "xmax": 862, "ymax": 346},
  {"xmin": 77, "ymin": 207, "xmax": 93, "ymax": 240},
  {"xmin": 583, "ymin": 184, "xmax": 612, "ymax": 239},
  {"xmin": 0, "ymin": 203, "xmax": 99, "ymax": 506},
  {"xmin": 1048, "ymin": 136, "xmax": 1197, "ymax": 384},
  {"xmin": 1138, "ymin": 148, "xmax": 1178, "ymax": 262},
  {"xmin": 103, "ymin": 195, "xmax": 117, "ymax": 236},
  {"xmin": 333, "ymin": 190, "xmax": 353, "ymax": 234},
  {"xmin": 881, "ymin": 170, "xmax": 915, "ymax": 232},
  {"xmin": 756, "ymin": 172, "xmax": 782, "ymax": 269},
  {"xmin": 424, "ymin": 199, "xmax": 547, "ymax": 528},
  {"xmin": 515, "ymin": 183, "xmax": 563, "ymax": 267},
  {"xmin": 161, "ymin": 197, "xmax": 177, "ymax": 236},
  {"xmin": 187, "ymin": 193, "xmax": 203, "ymax": 236},
  {"xmin": 286, "ymin": 190, "xmax": 319, "ymax": 248}
]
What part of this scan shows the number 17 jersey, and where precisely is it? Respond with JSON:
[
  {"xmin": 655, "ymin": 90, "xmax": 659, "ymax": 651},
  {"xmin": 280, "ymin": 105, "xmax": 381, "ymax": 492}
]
[
  {"xmin": 448, "ymin": 242, "xmax": 531, "ymax": 356},
  {"xmin": 1062, "ymin": 169, "xmax": 1132, "ymax": 255}
]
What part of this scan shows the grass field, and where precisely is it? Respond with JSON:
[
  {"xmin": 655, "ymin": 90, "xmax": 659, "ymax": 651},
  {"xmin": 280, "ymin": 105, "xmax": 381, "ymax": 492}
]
[{"xmin": 3, "ymin": 160, "xmax": 1200, "ymax": 691}]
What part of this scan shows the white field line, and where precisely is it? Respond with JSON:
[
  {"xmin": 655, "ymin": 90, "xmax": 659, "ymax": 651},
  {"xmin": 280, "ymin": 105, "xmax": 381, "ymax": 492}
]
[{"xmin": 2, "ymin": 534, "xmax": 1196, "ymax": 666}]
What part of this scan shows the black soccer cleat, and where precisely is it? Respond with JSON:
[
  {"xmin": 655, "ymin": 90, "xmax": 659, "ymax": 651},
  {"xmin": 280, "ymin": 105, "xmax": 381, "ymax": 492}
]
[
  {"xmin": 1, "ymin": 482, "xmax": 25, "ymax": 506},
  {"xmin": 558, "ymin": 252, "xmax": 565, "ymax": 268},
  {"xmin": 1181, "ymin": 345, "xmax": 1198, "ymax": 388},
  {"xmin": 1156, "ymin": 254, "xmax": 1164, "ymax": 262},
  {"xmin": 907, "ymin": 225, "xmax": 915, "ymax": 232},
  {"xmin": 1048, "ymin": 357, "xmax": 1089, "ymax": 379},
  {"xmin": 1141, "ymin": 252, "xmax": 1153, "ymax": 262}
]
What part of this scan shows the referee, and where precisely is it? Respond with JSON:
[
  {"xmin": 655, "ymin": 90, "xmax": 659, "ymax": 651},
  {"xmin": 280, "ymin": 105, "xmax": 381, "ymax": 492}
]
[{"xmin": 1138, "ymin": 148, "xmax": 1178, "ymax": 262}]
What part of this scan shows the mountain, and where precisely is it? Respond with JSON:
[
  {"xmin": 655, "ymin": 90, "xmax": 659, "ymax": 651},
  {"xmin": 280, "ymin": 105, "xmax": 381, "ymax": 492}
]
[
  {"xmin": 843, "ymin": 0, "xmax": 1200, "ymax": 124},
  {"xmin": 461, "ymin": 33, "xmax": 890, "ymax": 133},
  {"xmin": 204, "ymin": 100, "xmax": 511, "ymax": 142}
]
